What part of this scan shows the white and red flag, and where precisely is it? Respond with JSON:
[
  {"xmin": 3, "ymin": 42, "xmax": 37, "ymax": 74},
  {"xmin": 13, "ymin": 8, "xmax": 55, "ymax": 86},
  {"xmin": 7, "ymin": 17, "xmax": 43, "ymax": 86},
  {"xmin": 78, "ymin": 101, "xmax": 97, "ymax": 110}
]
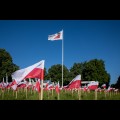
[
  {"xmin": 55, "ymin": 81, "xmax": 60, "ymax": 94},
  {"xmin": 48, "ymin": 30, "xmax": 63, "ymax": 41},
  {"xmin": 47, "ymin": 83, "xmax": 54, "ymax": 90},
  {"xmin": 107, "ymin": 86, "xmax": 113, "ymax": 92},
  {"xmin": 17, "ymin": 81, "xmax": 27, "ymax": 88},
  {"xmin": 101, "ymin": 84, "xmax": 106, "ymax": 89},
  {"xmin": 11, "ymin": 80, "xmax": 17, "ymax": 90},
  {"xmin": 44, "ymin": 82, "xmax": 49, "ymax": 91},
  {"xmin": 11, "ymin": 60, "xmax": 45, "ymax": 84},
  {"xmin": 67, "ymin": 75, "xmax": 81, "ymax": 89},
  {"xmin": 35, "ymin": 79, "xmax": 41, "ymax": 93},
  {"xmin": 88, "ymin": 81, "xmax": 99, "ymax": 90}
]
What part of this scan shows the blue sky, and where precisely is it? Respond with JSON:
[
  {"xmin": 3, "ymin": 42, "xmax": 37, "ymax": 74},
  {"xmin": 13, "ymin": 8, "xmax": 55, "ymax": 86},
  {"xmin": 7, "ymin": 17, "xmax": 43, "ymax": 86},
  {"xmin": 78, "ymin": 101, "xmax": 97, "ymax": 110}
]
[{"xmin": 0, "ymin": 20, "xmax": 120, "ymax": 84}]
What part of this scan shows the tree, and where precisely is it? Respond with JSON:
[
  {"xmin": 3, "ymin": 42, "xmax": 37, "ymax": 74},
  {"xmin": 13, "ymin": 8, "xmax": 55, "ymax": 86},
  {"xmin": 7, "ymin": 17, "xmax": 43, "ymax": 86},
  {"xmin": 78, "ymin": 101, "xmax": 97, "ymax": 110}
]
[
  {"xmin": 111, "ymin": 84, "xmax": 116, "ymax": 88},
  {"xmin": 69, "ymin": 63, "xmax": 83, "ymax": 81},
  {"xmin": 48, "ymin": 64, "xmax": 69, "ymax": 86},
  {"xmin": 82, "ymin": 59, "xmax": 110, "ymax": 86},
  {"xmin": 0, "ymin": 48, "xmax": 19, "ymax": 82},
  {"xmin": 115, "ymin": 76, "xmax": 120, "ymax": 89},
  {"xmin": 44, "ymin": 67, "xmax": 50, "ymax": 80}
]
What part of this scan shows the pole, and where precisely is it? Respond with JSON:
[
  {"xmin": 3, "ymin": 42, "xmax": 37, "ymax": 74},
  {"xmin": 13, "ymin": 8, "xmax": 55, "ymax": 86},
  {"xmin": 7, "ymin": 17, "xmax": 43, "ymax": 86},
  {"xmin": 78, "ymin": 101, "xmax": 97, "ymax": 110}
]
[
  {"xmin": 39, "ymin": 92, "xmax": 41, "ymax": 100},
  {"xmin": 2, "ymin": 90, "xmax": 4, "ymax": 99},
  {"xmin": 52, "ymin": 82, "xmax": 54, "ymax": 96},
  {"xmin": 26, "ymin": 87, "xmax": 27, "ymax": 99},
  {"xmin": 58, "ymin": 92, "xmax": 60, "ymax": 100},
  {"xmin": 16, "ymin": 91, "xmax": 17, "ymax": 99},
  {"xmin": 95, "ymin": 89, "xmax": 97, "ymax": 100},
  {"xmin": 40, "ymin": 80, "xmax": 43, "ymax": 100},
  {"xmin": 78, "ymin": 88, "xmax": 81, "ymax": 100},
  {"xmin": 57, "ymin": 81, "xmax": 60, "ymax": 100},
  {"xmin": 62, "ymin": 30, "xmax": 64, "ymax": 88},
  {"xmin": 40, "ymin": 60, "xmax": 45, "ymax": 100}
]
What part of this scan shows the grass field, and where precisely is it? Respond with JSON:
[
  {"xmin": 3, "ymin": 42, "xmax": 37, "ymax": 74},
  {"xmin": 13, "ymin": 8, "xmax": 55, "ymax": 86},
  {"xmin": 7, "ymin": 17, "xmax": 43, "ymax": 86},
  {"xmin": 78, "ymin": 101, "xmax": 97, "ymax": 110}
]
[{"xmin": 0, "ymin": 88, "xmax": 120, "ymax": 100}]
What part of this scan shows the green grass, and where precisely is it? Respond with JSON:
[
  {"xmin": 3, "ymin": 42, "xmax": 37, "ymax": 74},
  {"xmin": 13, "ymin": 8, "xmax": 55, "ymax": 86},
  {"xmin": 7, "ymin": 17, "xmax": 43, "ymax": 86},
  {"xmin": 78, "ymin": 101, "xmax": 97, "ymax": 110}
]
[{"xmin": 0, "ymin": 89, "xmax": 120, "ymax": 100}]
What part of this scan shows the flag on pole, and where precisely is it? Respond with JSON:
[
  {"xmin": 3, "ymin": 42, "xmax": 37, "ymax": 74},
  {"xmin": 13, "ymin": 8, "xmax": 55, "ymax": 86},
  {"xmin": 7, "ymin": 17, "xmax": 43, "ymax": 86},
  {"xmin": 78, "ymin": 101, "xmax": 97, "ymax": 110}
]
[
  {"xmin": 55, "ymin": 81, "xmax": 60, "ymax": 94},
  {"xmin": 47, "ymin": 83, "xmax": 54, "ymax": 90},
  {"xmin": 87, "ymin": 81, "xmax": 99, "ymax": 90},
  {"xmin": 66, "ymin": 75, "xmax": 81, "ymax": 89},
  {"xmin": 101, "ymin": 84, "xmax": 106, "ymax": 89},
  {"xmin": 48, "ymin": 30, "xmax": 64, "ymax": 88},
  {"xmin": 48, "ymin": 30, "xmax": 63, "ymax": 41},
  {"xmin": 107, "ymin": 86, "xmax": 112, "ymax": 92},
  {"xmin": 44, "ymin": 82, "xmax": 49, "ymax": 91},
  {"xmin": 11, "ymin": 80, "xmax": 17, "ymax": 90},
  {"xmin": 11, "ymin": 60, "xmax": 45, "ymax": 84},
  {"xmin": 35, "ymin": 79, "xmax": 41, "ymax": 93}
]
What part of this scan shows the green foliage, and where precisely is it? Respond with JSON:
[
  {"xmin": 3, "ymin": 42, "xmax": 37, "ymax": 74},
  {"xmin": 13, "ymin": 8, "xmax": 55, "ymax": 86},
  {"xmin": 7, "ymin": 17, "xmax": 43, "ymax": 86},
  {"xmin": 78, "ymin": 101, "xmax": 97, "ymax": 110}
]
[
  {"xmin": 111, "ymin": 84, "xmax": 116, "ymax": 88},
  {"xmin": 48, "ymin": 64, "xmax": 69, "ymax": 86},
  {"xmin": 69, "ymin": 63, "xmax": 83, "ymax": 79},
  {"xmin": 45, "ymin": 59, "xmax": 111, "ymax": 87},
  {"xmin": 82, "ymin": 59, "xmax": 110, "ymax": 86},
  {"xmin": 44, "ymin": 68, "xmax": 48, "ymax": 80},
  {"xmin": 67, "ymin": 63, "xmax": 84, "ymax": 85},
  {"xmin": 115, "ymin": 76, "xmax": 120, "ymax": 89},
  {"xmin": 0, "ymin": 48, "xmax": 19, "ymax": 82}
]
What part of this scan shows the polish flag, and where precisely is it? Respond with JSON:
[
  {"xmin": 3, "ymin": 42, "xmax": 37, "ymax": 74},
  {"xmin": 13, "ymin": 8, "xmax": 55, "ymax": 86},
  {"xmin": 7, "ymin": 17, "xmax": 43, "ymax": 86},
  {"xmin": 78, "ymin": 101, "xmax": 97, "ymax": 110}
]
[
  {"xmin": 55, "ymin": 82, "xmax": 60, "ymax": 94},
  {"xmin": 107, "ymin": 86, "xmax": 113, "ymax": 92},
  {"xmin": 48, "ymin": 30, "xmax": 63, "ymax": 41},
  {"xmin": 11, "ymin": 60, "xmax": 45, "ymax": 84},
  {"xmin": 27, "ymin": 81, "xmax": 32, "ymax": 88},
  {"xmin": 48, "ymin": 83, "xmax": 54, "ymax": 90},
  {"xmin": 101, "ymin": 84, "xmax": 106, "ymax": 89},
  {"xmin": 83, "ymin": 86, "xmax": 88, "ymax": 92},
  {"xmin": 44, "ymin": 82, "xmax": 49, "ymax": 91},
  {"xmin": 114, "ymin": 89, "xmax": 118, "ymax": 92},
  {"xmin": 17, "ymin": 81, "xmax": 27, "ymax": 88},
  {"xmin": 35, "ymin": 79, "xmax": 41, "ymax": 93},
  {"xmin": 88, "ymin": 81, "xmax": 99, "ymax": 90},
  {"xmin": 6, "ymin": 82, "xmax": 11, "ymax": 89},
  {"xmin": 67, "ymin": 75, "xmax": 81, "ymax": 89},
  {"xmin": 11, "ymin": 80, "xmax": 17, "ymax": 90},
  {"xmin": 11, "ymin": 84, "xmax": 17, "ymax": 91}
]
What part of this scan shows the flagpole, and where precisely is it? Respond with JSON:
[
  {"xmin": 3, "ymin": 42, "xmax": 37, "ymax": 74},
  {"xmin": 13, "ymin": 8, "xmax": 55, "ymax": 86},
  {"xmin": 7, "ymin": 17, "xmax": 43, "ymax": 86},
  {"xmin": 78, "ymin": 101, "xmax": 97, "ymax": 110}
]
[
  {"xmin": 62, "ymin": 30, "xmax": 64, "ymax": 88},
  {"xmin": 41, "ymin": 61, "xmax": 45, "ymax": 100},
  {"xmin": 41, "ymin": 79, "xmax": 43, "ymax": 100}
]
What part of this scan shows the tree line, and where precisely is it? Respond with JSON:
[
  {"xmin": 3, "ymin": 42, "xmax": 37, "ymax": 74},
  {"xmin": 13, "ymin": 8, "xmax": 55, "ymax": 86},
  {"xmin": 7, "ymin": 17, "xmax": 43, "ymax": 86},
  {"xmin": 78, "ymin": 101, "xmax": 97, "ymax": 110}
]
[{"xmin": 0, "ymin": 48, "xmax": 119, "ymax": 89}]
